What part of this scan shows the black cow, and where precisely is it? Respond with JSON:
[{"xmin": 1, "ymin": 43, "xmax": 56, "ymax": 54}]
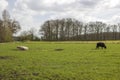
[{"xmin": 96, "ymin": 42, "xmax": 106, "ymax": 49}]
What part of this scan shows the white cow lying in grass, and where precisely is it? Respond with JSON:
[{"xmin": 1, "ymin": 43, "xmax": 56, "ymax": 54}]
[{"xmin": 17, "ymin": 46, "xmax": 29, "ymax": 50}]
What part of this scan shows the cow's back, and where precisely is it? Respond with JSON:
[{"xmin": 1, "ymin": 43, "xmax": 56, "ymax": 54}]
[{"xmin": 96, "ymin": 42, "xmax": 106, "ymax": 49}]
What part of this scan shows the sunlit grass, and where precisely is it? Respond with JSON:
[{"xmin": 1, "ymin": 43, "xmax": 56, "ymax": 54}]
[{"xmin": 0, "ymin": 41, "xmax": 120, "ymax": 80}]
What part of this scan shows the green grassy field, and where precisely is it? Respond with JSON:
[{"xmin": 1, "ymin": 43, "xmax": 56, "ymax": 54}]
[{"xmin": 0, "ymin": 41, "xmax": 120, "ymax": 80}]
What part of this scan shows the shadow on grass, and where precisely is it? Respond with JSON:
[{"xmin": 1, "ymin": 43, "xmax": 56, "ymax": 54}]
[
  {"xmin": 11, "ymin": 49, "xmax": 27, "ymax": 51},
  {"xmin": 12, "ymin": 49, "xmax": 19, "ymax": 51},
  {"xmin": 54, "ymin": 48, "xmax": 64, "ymax": 51},
  {"xmin": 0, "ymin": 56, "xmax": 14, "ymax": 60}
]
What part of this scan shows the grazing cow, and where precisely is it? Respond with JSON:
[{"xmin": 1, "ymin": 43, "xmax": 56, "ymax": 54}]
[{"xmin": 96, "ymin": 42, "xmax": 106, "ymax": 49}]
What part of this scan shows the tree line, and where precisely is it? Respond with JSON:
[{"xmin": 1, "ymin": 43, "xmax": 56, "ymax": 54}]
[
  {"xmin": 1, "ymin": 10, "xmax": 120, "ymax": 42},
  {"xmin": 40, "ymin": 18, "xmax": 120, "ymax": 41}
]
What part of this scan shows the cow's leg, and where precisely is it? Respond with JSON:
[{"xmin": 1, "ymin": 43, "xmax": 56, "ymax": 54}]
[{"xmin": 96, "ymin": 46, "xmax": 99, "ymax": 49}]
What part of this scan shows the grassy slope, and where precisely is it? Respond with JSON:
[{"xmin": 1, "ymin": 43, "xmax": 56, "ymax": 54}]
[{"xmin": 0, "ymin": 42, "xmax": 120, "ymax": 80}]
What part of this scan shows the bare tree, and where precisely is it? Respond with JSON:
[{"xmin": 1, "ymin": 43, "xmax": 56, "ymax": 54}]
[
  {"xmin": 118, "ymin": 23, "xmax": 120, "ymax": 39},
  {"xmin": 39, "ymin": 18, "xmax": 120, "ymax": 41},
  {"xmin": 0, "ymin": 10, "xmax": 21, "ymax": 42}
]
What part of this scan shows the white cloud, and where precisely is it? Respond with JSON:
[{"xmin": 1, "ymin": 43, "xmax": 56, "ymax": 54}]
[
  {"xmin": 12, "ymin": 0, "xmax": 38, "ymax": 30},
  {"xmin": 101, "ymin": 0, "xmax": 120, "ymax": 9},
  {"xmin": 0, "ymin": 0, "xmax": 8, "ymax": 13},
  {"xmin": 6, "ymin": 0, "xmax": 120, "ymax": 35},
  {"xmin": 107, "ymin": 15, "xmax": 120, "ymax": 24}
]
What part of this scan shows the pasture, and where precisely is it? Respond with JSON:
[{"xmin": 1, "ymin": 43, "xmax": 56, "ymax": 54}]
[{"xmin": 0, "ymin": 41, "xmax": 120, "ymax": 80}]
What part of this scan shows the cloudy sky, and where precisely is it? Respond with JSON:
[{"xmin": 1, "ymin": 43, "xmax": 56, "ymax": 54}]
[{"xmin": 1, "ymin": 0, "xmax": 120, "ymax": 32}]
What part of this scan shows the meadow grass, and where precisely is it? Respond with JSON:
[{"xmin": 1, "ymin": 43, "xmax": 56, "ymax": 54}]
[{"xmin": 0, "ymin": 41, "xmax": 120, "ymax": 80}]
